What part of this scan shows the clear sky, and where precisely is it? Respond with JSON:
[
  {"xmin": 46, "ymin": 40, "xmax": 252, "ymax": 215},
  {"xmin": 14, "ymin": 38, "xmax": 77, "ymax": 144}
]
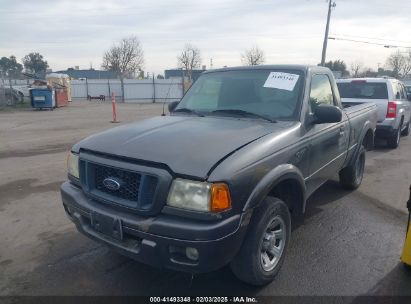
[{"xmin": 1, "ymin": 0, "xmax": 410, "ymax": 75}]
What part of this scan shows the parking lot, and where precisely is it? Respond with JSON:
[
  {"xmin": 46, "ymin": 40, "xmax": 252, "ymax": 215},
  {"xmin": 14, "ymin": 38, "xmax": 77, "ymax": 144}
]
[{"xmin": 0, "ymin": 101, "xmax": 410, "ymax": 296}]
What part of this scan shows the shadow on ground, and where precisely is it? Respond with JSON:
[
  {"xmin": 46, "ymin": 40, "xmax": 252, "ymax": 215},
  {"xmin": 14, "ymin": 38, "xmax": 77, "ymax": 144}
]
[
  {"xmin": 351, "ymin": 263, "xmax": 411, "ymax": 300},
  {"xmin": 2, "ymin": 180, "xmax": 407, "ymax": 296}
]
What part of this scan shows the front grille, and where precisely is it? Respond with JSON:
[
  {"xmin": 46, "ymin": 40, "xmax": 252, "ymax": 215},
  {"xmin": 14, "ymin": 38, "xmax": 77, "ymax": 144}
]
[
  {"xmin": 94, "ymin": 165, "xmax": 141, "ymax": 202},
  {"xmin": 80, "ymin": 160, "xmax": 159, "ymax": 210}
]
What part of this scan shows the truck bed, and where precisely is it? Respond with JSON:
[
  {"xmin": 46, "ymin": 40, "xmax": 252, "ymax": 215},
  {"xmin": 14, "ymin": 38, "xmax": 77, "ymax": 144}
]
[
  {"xmin": 342, "ymin": 101, "xmax": 377, "ymax": 115},
  {"xmin": 343, "ymin": 102, "xmax": 377, "ymax": 133},
  {"xmin": 343, "ymin": 101, "xmax": 378, "ymax": 163}
]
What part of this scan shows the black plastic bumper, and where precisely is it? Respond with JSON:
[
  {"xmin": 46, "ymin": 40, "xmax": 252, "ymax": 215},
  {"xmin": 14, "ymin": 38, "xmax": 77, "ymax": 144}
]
[
  {"xmin": 375, "ymin": 125, "xmax": 395, "ymax": 139},
  {"xmin": 60, "ymin": 181, "xmax": 250, "ymax": 273}
]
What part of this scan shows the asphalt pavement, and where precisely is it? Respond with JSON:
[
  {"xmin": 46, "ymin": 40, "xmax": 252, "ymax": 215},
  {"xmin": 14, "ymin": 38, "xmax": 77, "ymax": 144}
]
[{"xmin": 0, "ymin": 101, "xmax": 410, "ymax": 297}]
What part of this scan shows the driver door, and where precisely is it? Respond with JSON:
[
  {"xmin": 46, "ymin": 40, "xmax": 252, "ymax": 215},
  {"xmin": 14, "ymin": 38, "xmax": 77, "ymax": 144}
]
[{"xmin": 305, "ymin": 74, "xmax": 349, "ymax": 193}]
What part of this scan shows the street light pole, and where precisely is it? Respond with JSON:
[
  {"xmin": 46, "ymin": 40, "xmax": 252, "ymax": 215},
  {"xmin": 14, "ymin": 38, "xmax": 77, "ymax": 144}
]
[{"xmin": 321, "ymin": 0, "xmax": 336, "ymax": 66}]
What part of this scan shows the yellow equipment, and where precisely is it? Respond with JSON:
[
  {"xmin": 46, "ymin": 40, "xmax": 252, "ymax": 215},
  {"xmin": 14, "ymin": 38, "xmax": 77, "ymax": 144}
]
[{"xmin": 401, "ymin": 185, "xmax": 411, "ymax": 266}]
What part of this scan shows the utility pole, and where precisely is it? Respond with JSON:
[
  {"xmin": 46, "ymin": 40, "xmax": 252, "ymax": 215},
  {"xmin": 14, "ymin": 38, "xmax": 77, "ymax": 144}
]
[
  {"xmin": 321, "ymin": 0, "xmax": 336, "ymax": 66},
  {"xmin": 152, "ymin": 72, "xmax": 156, "ymax": 103}
]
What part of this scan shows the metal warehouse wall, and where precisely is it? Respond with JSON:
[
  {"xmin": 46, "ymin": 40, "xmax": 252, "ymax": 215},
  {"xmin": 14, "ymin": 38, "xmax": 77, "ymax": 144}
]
[{"xmin": 70, "ymin": 79, "xmax": 184, "ymax": 103}]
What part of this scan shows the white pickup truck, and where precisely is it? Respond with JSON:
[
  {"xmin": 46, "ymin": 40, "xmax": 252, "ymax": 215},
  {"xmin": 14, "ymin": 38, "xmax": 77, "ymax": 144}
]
[{"xmin": 337, "ymin": 78, "xmax": 411, "ymax": 148}]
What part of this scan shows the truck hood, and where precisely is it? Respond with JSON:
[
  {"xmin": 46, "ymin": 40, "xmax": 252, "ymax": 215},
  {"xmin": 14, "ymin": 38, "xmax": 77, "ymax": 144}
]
[{"xmin": 73, "ymin": 115, "xmax": 292, "ymax": 179}]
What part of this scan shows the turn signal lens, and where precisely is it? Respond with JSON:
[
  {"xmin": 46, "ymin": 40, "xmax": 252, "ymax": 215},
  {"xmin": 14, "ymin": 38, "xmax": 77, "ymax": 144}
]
[{"xmin": 210, "ymin": 183, "xmax": 232, "ymax": 212}]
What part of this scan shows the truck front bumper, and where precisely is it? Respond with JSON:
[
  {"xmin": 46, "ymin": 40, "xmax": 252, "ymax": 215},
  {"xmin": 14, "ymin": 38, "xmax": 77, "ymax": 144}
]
[{"xmin": 60, "ymin": 181, "xmax": 250, "ymax": 273}]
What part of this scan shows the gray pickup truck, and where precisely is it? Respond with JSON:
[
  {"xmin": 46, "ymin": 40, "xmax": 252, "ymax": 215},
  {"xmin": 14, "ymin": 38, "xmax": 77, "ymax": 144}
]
[{"xmin": 61, "ymin": 65, "xmax": 377, "ymax": 285}]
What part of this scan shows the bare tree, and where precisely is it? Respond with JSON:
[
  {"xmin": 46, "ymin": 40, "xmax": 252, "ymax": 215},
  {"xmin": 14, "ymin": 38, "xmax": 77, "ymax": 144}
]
[
  {"xmin": 350, "ymin": 60, "xmax": 364, "ymax": 77},
  {"xmin": 177, "ymin": 44, "xmax": 201, "ymax": 83},
  {"xmin": 241, "ymin": 46, "xmax": 265, "ymax": 66},
  {"xmin": 102, "ymin": 36, "xmax": 144, "ymax": 102},
  {"xmin": 406, "ymin": 52, "xmax": 411, "ymax": 77},
  {"xmin": 386, "ymin": 51, "xmax": 411, "ymax": 78}
]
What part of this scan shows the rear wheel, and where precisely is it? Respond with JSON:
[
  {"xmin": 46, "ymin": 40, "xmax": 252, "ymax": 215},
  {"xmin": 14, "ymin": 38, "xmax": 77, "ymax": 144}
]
[
  {"xmin": 387, "ymin": 126, "xmax": 401, "ymax": 149},
  {"xmin": 339, "ymin": 145, "xmax": 365, "ymax": 190},
  {"xmin": 401, "ymin": 122, "xmax": 410, "ymax": 136},
  {"xmin": 230, "ymin": 197, "xmax": 291, "ymax": 286}
]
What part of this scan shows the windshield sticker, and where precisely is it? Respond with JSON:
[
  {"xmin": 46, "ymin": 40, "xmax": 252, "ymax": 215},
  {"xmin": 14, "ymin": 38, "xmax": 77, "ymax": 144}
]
[{"xmin": 263, "ymin": 72, "xmax": 299, "ymax": 91}]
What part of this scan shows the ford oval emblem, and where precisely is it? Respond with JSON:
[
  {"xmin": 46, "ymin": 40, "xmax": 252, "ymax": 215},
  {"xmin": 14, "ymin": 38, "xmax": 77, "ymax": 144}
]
[{"xmin": 103, "ymin": 177, "xmax": 121, "ymax": 191}]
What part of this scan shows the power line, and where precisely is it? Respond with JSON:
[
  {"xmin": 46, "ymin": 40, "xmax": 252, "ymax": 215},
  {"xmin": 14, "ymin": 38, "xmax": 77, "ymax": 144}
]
[
  {"xmin": 330, "ymin": 34, "xmax": 411, "ymax": 44},
  {"xmin": 328, "ymin": 36, "xmax": 411, "ymax": 49}
]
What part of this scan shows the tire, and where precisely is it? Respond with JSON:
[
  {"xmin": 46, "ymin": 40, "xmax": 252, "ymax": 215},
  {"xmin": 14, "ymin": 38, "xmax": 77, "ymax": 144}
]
[
  {"xmin": 230, "ymin": 197, "xmax": 291, "ymax": 286},
  {"xmin": 401, "ymin": 122, "xmax": 410, "ymax": 136},
  {"xmin": 387, "ymin": 126, "xmax": 401, "ymax": 149},
  {"xmin": 339, "ymin": 145, "xmax": 366, "ymax": 190}
]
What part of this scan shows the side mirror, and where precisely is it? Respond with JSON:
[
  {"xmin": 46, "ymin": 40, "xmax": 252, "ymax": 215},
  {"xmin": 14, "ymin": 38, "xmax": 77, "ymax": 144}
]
[
  {"xmin": 313, "ymin": 104, "xmax": 342, "ymax": 124},
  {"xmin": 168, "ymin": 100, "xmax": 179, "ymax": 113}
]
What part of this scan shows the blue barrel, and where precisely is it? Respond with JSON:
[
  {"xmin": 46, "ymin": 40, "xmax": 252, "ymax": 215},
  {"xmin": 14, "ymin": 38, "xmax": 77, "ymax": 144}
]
[{"xmin": 30, "ymin": 88, "xmax": 55, "ymax": 109}]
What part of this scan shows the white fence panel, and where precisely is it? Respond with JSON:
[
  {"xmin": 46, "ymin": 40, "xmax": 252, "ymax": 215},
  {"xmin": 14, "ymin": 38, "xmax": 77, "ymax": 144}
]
[
  {"xmin": 12, "ymin": 79, "xmax": 32, "ymax": 85},
  {"xmin": 123, "ymin": 80, "xmax": 153, "ymax": 101},
  {"xmin": 71, "ymin": 81, "xmax": 87, "ymax": 98},
  {"xmin": 88, "ymin": 80, "xmax": 110, "ymax": 97},
  {"xmin": 70, "ymin": 79, "xmax": 183, "ymax": 103},
  {"xmin": 155, "ymin": 79, "xmax": 184, "ymax": 101}
]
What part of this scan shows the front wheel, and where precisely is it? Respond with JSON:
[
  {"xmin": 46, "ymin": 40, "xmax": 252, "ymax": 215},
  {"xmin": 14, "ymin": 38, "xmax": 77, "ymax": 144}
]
[
  {"xmin": 230, "ymin": 197, "xmax": 291, "ymax": 286},
  {"xmin": 339, "ymin": 145, "xmax": 365, "ymax": 190}
]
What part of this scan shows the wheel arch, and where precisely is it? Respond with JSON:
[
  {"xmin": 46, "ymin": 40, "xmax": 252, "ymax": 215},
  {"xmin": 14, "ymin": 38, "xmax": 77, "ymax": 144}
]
[
  {"xmin": 243, "ymin": 164, "xmax": 307, "ymax": 216},
  {"xmin": 347, "ymin": 122, "xmax": 374, "ymax": 167},
  {"xmin": 362, "ymin": 127, "xmax": 374, "ymax": 151}
]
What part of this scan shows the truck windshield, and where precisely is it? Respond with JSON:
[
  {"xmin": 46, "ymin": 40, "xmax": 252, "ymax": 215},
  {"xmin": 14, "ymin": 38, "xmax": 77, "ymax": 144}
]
[
  {"xmin": 337, "ymin": 82, "xmax": 388, "ymax": 99},
  {"xmin": 176, "ymin": 69, "xmax": 305, "ymax": 121}
]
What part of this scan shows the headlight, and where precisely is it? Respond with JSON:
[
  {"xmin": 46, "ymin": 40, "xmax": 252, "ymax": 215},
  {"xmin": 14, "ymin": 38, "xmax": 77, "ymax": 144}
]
[
  {"xmin": 167, "ymin": 178, "xmax": 231, "ymax": 212},
  {"xmin": 67, "ymin": 152, "xmax": 79, "ymax": 179}
]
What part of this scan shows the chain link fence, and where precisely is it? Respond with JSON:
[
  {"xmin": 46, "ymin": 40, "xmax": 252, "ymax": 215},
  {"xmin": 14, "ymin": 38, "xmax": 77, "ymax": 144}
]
[
  {"xmin": 0, "ymin": 78, "xmax": 32, "ymax": 109},
  {"xmin": 0, "ymin": 78, "xmax": 6, "ymax": 107}
]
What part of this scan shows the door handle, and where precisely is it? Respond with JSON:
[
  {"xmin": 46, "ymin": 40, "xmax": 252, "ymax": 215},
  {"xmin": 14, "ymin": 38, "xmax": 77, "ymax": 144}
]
[{"xmin": 339, "ymin": 127, "xmax": 345, "ymax": 136}]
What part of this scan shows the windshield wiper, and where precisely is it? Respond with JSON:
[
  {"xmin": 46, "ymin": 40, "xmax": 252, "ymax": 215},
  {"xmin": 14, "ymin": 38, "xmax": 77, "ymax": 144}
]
[
  {"xmin": 173, "ymin": 108, "xmax": 204, "ymax": 117},
  {"xmin": 211, "ymin": 109, "xmax": 277, "ymax": 122}
]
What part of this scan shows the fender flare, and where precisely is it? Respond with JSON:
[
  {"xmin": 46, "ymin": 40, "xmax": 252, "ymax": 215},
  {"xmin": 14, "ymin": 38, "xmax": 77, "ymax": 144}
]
[
  {"xmin": 396, "ymin": 109, "xmax": 405, "ymax": 129},
  {"xmin": 242, "ymin": 164, "xmax": 307, "ymax": 214},
  {"xmin": 347, "ymin": 121, "xmax": 374, "ymax": 166}
]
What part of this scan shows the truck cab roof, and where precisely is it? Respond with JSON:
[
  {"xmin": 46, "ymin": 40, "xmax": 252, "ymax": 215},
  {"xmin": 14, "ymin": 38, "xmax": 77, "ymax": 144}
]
[{"xmin": 204, "ymin": 64, "xmax": 331, "ymax": 74}]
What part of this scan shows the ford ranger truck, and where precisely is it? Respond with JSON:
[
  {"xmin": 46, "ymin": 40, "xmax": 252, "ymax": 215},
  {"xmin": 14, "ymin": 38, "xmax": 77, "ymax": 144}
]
[{"xmin": 61, "ymin": 65, "xmax": 377, "ymax": 285}]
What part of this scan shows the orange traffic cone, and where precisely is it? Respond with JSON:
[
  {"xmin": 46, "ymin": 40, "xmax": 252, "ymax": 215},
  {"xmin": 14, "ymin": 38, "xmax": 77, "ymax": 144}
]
[{"xmin": 111, "ymin": 92, "xmax": 119, "ymax": 123}]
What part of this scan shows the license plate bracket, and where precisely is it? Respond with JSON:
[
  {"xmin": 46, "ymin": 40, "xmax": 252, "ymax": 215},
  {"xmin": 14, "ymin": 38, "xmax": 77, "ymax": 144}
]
[{"xmin": 90, "ymin": 212, "xmax": 123, "ymax": 241}]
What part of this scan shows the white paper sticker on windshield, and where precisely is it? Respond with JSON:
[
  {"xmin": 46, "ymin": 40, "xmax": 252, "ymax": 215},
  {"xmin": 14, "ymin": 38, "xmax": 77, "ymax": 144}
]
[{"xmin": 263, "ymin": 72, "xmax": 299, "ymax": 91}]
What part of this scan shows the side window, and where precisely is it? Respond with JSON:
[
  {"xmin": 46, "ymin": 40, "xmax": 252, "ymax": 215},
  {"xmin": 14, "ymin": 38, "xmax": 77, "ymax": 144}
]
[
  {"xmin": 393, "ymin": 83, "xmax": 401, "ymax": 100},
  {"xmin": 400, "ymin": 84, "xmax": 407, "ymax": 100},
  {"xmin": 309, "ymin": 74, "xmax": 334, "ymax": 112}
]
